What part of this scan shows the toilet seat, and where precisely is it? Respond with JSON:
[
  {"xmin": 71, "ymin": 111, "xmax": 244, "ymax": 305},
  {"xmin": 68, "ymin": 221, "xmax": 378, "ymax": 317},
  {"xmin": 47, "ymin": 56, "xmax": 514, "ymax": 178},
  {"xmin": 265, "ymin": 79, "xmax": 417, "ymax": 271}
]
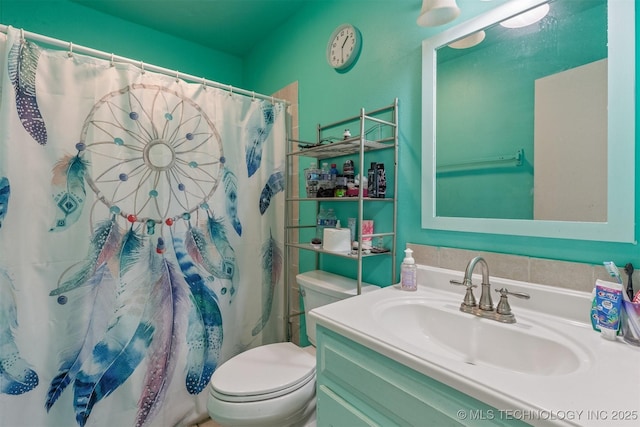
[{"xmin": 210, "ymin": 342, "xmax": 316, "ymax": 403}]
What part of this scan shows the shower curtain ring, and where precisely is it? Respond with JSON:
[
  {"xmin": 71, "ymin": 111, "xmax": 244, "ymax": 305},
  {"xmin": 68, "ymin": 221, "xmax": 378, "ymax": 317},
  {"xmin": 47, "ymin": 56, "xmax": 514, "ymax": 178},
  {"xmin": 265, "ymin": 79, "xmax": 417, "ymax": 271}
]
[
  {"xmin": 271, "ymin": 96, "xmax": 275, "ymax": 105},
  {"xmin": 228, "ymin": 85, "xmax": 233, "ymax": 97},
  {"xmin": 140, "ymin": 61, "xmax": 145, "ymax": 74},
  {"xmin": 67, "ymin": 42, "xmax": 73, "ymax": 58},
  {"xmin": 110, "ymin": 53, "xmax": 115, "ymax": 67},
  {"xmin": 201, "ymin": 77, "xmax": 207, "ymax": 89},
  {"xmin": 175, "ymin": 70, "xmax": 180, "ymax": 83},
  {"xmin": 20, "ymin": 28, "xmax": 25, "ymax": 41},
  {"xmin": 251, "ymin": 91, "xmax": 256, "ymax": 102}
]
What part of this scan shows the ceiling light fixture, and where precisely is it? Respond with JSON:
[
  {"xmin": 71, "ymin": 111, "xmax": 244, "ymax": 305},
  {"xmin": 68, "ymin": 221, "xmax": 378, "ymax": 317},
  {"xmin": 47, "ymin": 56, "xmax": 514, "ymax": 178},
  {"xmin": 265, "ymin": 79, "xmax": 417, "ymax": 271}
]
[
  {"xmin": 448, "ymin": 30, "xmax": 486, "ymax": 49},
  {"xmin": 417, "ymin": 0, "xmax": 461, "ymax": 27},
  {"xmin": 500, "ymin": 3, "xmax": 550, "ymax": 29}
]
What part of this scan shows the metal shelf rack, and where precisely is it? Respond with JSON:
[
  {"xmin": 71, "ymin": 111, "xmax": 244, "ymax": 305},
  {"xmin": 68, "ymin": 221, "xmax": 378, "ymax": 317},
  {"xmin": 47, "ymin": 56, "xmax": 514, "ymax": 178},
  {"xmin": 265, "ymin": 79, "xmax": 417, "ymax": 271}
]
[{"xmin": 283, "ymin": 99, "xmax": 399, "ymax": 340}]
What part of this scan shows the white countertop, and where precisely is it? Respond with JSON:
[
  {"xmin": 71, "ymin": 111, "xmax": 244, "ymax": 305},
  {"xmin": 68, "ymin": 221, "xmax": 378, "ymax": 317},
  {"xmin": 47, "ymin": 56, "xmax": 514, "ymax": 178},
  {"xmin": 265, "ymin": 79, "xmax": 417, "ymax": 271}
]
[{"xmin": 309, "ymin": 265, "xmax": 640, "ymax": 427}]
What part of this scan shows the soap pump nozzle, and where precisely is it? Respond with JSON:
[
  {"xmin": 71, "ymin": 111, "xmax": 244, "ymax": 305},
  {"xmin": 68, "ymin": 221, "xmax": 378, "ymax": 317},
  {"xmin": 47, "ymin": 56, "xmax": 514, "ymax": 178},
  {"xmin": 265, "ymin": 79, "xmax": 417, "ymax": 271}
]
[{"xmin": 403, "ymin": 248, "xmax": 415, "ymax": 264}]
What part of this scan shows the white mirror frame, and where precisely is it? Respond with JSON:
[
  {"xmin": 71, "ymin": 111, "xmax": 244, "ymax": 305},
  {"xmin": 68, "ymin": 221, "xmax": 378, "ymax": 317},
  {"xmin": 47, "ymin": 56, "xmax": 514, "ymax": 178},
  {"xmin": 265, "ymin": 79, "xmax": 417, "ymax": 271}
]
[{"xmin": 421, "ymin": 0, "xmax": 635, "ymax": 243}]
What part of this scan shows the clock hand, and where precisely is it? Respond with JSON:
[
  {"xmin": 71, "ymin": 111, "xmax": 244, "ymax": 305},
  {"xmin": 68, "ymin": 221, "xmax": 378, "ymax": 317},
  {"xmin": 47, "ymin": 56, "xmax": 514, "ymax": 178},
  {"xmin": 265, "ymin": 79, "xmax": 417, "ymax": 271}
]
[{"xmin": 341, "ymin": 36, "xmax": 350, "ymax": 62}]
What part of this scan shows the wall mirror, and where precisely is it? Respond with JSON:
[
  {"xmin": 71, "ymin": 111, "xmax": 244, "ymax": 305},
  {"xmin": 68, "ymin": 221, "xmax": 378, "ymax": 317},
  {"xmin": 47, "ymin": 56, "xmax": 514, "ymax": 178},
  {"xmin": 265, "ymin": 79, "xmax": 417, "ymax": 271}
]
[{"xmin": 421, "ymin": 0, "xmax": 635, "ymax": 242}]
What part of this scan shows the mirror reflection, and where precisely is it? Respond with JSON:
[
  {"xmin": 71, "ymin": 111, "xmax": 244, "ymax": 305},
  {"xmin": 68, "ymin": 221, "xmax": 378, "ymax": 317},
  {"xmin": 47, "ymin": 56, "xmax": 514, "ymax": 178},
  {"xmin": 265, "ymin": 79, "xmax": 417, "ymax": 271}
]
[
  {"xmin": 421, "ymin": 0, "xmax": 635, "ymax": 242},
  {"xmin": 435, "ymin": 0, "xmax": 606, "ymax": 221}
]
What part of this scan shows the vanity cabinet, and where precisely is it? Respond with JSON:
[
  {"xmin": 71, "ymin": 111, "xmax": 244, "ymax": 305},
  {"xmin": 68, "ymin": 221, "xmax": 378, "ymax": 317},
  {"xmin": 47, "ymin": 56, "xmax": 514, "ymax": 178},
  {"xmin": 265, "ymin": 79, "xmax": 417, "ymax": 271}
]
[
  {"xmin": 315, "ymin": 325, "xmax": 531, "ymax": 427},
  {"xmin": 284, "ymin": 99, "xmax": 399, "ymax": 331}
]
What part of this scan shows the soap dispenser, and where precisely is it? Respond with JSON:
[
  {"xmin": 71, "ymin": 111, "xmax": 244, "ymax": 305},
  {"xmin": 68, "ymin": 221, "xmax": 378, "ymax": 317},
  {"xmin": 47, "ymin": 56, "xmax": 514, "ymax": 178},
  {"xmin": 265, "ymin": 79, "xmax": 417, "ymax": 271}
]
[{"xmin": 400, "ymin": 248, "xmax": 417, "ymax": 291}]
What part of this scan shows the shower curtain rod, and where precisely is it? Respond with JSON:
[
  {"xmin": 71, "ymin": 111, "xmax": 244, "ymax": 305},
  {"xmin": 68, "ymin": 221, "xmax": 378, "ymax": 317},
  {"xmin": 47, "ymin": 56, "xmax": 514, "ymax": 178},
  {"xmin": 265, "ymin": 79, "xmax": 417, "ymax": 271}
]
[{"xmin": 0, "ymin": 24, "xmax": 289, "ymax": 106}]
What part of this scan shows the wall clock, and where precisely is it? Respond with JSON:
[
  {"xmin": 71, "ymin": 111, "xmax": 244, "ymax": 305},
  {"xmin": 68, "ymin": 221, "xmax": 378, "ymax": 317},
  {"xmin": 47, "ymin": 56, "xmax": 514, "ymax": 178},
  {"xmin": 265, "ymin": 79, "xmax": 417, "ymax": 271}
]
[{"xmin": 326, "ymin": 23, "xmax": 362, "ymax": 71}]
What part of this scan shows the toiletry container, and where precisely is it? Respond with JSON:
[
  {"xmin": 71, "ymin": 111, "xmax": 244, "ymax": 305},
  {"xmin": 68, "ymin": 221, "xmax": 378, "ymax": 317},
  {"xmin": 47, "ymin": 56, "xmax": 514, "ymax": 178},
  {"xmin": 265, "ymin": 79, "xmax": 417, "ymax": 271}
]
[
  {"xmin": 367, "ymin": 162, "xmax": 377, "ymax": 197},
  {"xmin": 360, "ymin": 175, "xmax": 368, "ymax": 197},
  {"xmin": 343, "ymin": 159, "xmax": 355, "ymax": 183},
  {"xmin": 375, "ymin": 163, "xmax": 386, "ymax": 198},
  {"xmin": 334, "ymin": 174, "xmax": 347, "ymax": 197},
  {"xmin": 400, "ymin": 248, "xmax": 417, "ymax": 291},
  {"xmin": 207, "ymin": 271, "xmax": 379, "ymax": 427}
]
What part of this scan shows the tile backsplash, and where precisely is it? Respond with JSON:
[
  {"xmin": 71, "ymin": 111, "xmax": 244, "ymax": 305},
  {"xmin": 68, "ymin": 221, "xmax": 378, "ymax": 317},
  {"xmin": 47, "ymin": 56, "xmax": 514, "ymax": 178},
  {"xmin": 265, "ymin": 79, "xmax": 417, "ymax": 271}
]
[{"xmin": 407, "ymin": 243, "xmax": 638, "ymax": 294}]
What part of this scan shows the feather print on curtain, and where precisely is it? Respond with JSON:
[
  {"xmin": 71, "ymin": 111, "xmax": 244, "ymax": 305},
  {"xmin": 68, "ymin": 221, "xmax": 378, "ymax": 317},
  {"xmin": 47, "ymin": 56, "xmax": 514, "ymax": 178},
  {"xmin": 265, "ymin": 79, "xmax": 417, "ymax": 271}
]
[
  {"xmin": 0, "ymin": 177, "xmax": 40, "ymax": 396},
  {"xmin": 0, "ymin": 27, "xmax": 285, "ymax": 427},
  {"xmin": 252, "ymin": 230, "xmax": 283, "ymax": 336},
  {"xmin": 245, "ymin": 102, "xmax": 278, "ymax": 177},
  {"xmin": 7, "ymin": 36, "xmax": 47, "ymax": 145}
]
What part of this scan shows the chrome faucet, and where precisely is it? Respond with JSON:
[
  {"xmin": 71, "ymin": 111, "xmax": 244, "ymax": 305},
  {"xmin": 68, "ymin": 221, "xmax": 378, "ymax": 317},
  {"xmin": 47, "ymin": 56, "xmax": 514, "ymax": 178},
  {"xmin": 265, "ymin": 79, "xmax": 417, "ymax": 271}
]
[
  {"xmin": 464, "ymin": 256, "xmax": 493, "ymax": 311},
  {"xmin": 450, "ymin": 256, "xmax": 530, "ymax": 323}
]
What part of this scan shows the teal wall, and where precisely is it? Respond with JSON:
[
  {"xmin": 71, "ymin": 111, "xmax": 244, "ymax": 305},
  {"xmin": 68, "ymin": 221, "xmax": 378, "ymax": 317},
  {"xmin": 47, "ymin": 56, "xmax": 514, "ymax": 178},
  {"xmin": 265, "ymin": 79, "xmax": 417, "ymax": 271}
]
[
  {"xmin": 1, "ymin": 0, "xmax": 638, "ymax": 274},
  {"xmin": 245, "ymin": 0, "xmax": 640, "ymax": 273},
  {"xmin": 0, "ymin": 0, "xmax": 244, "ymax": 87}
]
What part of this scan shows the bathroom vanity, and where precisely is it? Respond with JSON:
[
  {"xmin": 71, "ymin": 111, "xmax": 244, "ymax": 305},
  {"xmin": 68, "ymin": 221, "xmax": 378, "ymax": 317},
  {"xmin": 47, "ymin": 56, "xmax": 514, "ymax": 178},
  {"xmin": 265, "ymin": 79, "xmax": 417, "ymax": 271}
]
[
  {"xmin": 309, "ymin": 265, "xmax": 640, "ymax": 427},
  {"xmin": 315, "ymin": 326, "xmax": 529, "ymax": 426}
]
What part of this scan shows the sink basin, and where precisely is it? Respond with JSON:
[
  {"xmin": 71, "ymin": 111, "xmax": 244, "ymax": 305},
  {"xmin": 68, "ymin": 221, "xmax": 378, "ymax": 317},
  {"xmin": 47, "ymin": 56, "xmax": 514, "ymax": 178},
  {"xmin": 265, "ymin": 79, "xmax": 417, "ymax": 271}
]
[
  {"xmin": 310, "ymin": 265, "xmax": 639, "ymax": 425},
  {"xmin": 374, "ymin": 297, "xmax": 591, "ymax": 376}
]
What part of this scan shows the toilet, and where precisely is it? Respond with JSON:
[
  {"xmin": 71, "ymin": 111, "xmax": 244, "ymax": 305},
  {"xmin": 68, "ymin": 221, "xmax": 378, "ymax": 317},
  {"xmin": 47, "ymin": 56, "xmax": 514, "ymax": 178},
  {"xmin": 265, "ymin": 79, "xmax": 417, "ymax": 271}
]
[{"xmin": 207, "ymin": 270, "xmax": 380, "ymax": 427}]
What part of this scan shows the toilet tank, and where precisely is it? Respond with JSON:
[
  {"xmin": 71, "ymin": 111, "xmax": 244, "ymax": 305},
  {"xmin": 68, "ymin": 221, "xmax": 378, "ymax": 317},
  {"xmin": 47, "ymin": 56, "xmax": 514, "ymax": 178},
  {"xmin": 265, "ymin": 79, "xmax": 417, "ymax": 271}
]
[{"xmin": 296, "ymin": 270, "xmax": 380, "ymax": 345}]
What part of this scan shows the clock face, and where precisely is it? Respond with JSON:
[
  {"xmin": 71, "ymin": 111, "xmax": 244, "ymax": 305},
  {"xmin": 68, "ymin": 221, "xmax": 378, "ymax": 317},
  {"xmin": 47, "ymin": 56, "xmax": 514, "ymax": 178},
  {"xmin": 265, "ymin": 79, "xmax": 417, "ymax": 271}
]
[{"xmin": 327, "ymin": 24, "xmax": 361, "ymax": 70}]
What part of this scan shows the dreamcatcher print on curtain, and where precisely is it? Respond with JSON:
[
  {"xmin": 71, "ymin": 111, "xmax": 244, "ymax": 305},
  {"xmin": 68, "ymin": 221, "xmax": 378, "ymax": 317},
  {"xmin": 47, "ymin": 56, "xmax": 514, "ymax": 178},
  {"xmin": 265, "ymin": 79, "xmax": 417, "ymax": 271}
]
[{"xmin": 0, "ymin": 26, "xmax": 285, "ymax": 427}]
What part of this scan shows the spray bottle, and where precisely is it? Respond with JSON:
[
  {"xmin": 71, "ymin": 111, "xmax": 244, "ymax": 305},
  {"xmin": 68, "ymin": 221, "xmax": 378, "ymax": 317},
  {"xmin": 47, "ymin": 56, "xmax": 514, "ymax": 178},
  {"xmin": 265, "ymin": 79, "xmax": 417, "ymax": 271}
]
[{"xmin": 401, "ymin": 248, "xmax": 417, "ymax": 291}]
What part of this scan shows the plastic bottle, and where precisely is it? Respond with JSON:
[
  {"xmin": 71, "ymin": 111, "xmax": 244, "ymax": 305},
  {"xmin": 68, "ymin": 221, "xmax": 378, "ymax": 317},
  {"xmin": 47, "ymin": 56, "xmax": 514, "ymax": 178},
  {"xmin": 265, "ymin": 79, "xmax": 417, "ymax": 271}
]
[
  {"xmin": 400, "ymin": 248, "xmax": 417, "ymax": 291},
  {"xmin": 318, "ymin": 162, "xmax": 333, "ymax": 197},
  {"xmin": 343, "ymin": 159, "xmax": 355, "ymax": 183},
  {"xmin": 325, "ymin": 208, "xmax": 338, "ymax": 228},
  {"xmin": 361, "ymin": 175, "xmax": 369, "ymax": 197},
  {"xmin": 376, "ymin": 163, "xmax": 386, "ymax": 198},
  {"xmin": 595, "ymin": 279, "xmax": 623, "ymax": 340},
  {"xmin": 329, "ymin": 163, "xmax": 339, "ymax": 181},
  {"xmin": 367, "ymin": 162, "xmax": 377, "ymax": 197},
  {"xmin": 316, "ymin": 207, "xmax": 327, "ymax": 240},
  {"xmin": 321, "ymin": 162, "xmax": 330, "ymax": 181},
  {"xmin": 304, "ymin": 161, "xmax": 319, "ymax": 197}
]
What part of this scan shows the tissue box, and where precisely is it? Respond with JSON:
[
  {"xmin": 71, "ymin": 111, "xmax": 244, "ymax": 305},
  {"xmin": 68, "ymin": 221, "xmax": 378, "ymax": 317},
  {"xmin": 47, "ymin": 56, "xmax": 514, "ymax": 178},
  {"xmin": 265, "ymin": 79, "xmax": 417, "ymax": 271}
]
[{"xmin": 323, "ymin": 228, "xmax": 351, "ymax": 253}]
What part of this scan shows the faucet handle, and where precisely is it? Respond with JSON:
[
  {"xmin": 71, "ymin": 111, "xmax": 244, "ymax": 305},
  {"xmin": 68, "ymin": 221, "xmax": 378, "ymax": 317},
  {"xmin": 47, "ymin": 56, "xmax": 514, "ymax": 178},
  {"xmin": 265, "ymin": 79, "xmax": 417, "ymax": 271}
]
[
  {"xmin": 495, "ymin": 288, "xmax": 530, "ymax": 299},
  {"xmin": 494, "ymin": 288, "xmax": 530, "ymax": 315},
  {"xmin": 449, "ymin": 279, "xmax": 477, "ymax": 288},
  {"xmin": 450, "ymin": 279, "xmax": 477, "ymax": 308}
]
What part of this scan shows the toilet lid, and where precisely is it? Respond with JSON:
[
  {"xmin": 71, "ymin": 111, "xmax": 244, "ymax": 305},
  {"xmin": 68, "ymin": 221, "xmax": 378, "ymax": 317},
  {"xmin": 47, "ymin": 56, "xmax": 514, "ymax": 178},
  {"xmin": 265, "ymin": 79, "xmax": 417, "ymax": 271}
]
[{"xmin": 211, "ymin": 342, "xmax": 315, "ymax": 399}]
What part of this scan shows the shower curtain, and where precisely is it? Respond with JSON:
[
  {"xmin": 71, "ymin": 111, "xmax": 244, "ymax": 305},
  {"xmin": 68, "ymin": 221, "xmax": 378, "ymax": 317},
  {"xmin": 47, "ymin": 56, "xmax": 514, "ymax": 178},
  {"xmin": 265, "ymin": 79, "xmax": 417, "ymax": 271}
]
[{"xmin": 0, "ymin": 27, "xmax": 285, "ymax": 427}]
